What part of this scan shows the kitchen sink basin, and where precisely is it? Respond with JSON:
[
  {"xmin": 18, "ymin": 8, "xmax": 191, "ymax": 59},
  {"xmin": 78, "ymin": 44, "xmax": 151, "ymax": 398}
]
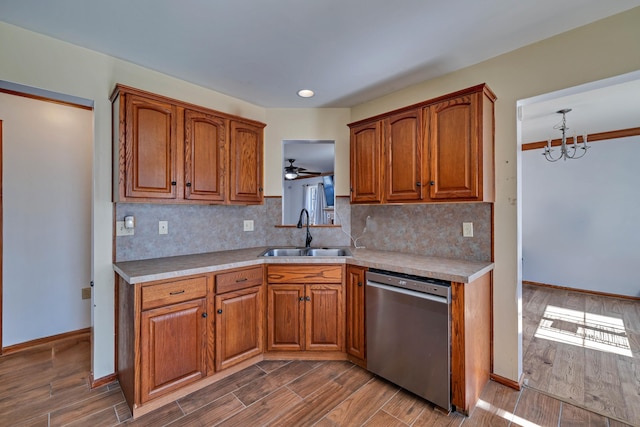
[
  {"xmin": 259, "ymin": 247, "xmax": 352, "ymax": 257},
  {"xmin": 305, "ymin": 248, "xmax": 351, "ymax": 257},
  {"xmin": 260, "ymin": 248, "xmax": 306, "ymax": 257}
]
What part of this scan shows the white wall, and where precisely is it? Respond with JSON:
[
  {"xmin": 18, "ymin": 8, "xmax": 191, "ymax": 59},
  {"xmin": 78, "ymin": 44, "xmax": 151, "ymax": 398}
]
[
  {"xmin": 1, "ymin": 93, "xmax": 92, "ymax": 346},
  {"xmin": 522, "ymin": 136, "xmax": 640, "ymax": 297},
  {"xmin": 283, "ymin": 176, "xmax": 324, "ymax": 224}
]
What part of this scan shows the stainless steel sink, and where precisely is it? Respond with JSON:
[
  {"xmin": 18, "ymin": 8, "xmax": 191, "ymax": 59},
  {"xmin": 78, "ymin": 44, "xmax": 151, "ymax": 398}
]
[
  {"xmin": 259, "ymin": 247, "xmax": 352, "ymax": 257},
  {"xmin": 260, "ymin": 248, "xmax": 306, "ymax": 257},
  {"xmin": 305, "ymin": 248, "xmax": 351, "ymax": 257}
]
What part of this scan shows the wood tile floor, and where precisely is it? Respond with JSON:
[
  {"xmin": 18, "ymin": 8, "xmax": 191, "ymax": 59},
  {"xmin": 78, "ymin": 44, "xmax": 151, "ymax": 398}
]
[
  {"xmin": 1, "ymin": 333, "xmax": 633, "ymax": 426},
  {"xmin": 523, "ymin": 283, "xmax": 640, "ymax": 426}
]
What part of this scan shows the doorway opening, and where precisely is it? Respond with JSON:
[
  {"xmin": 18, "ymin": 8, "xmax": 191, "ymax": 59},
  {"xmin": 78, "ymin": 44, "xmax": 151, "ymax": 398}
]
[
  {"xmin": 516, "ymin": 70, "xmax": 640, "ymax": 425},
  {"xmin": 0, "ymin": 82, "xmax": 94, "ymax": 355}
]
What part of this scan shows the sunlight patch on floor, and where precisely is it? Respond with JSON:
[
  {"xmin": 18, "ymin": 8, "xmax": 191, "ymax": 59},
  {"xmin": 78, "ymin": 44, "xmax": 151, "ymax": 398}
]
[
  {"xmin": 535, "ymin": 305, "xmax": 632, "ymax": 357},
  {"xmin": 476, "ymin": 399, "xmax": 541, "ymax": 427}
]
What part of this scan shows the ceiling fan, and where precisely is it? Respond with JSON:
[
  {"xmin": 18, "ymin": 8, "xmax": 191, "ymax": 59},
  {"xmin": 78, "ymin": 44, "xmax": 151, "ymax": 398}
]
[{"xmin": 284, "ymin": 159, "xmax": 322, "ymax": 180}]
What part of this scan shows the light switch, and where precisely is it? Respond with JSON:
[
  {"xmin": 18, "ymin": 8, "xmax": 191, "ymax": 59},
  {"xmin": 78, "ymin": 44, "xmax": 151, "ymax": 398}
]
[
  {"xmin": 462, "ymin": 222, "xmax": 473, "ymax": 237},
  {"xmin": 243, "ymin": 220, "xmax": 254, "ymax": 232},
  {"xmin": 159, "ymin": 221, "xmax": 169, "ymax": 235}
]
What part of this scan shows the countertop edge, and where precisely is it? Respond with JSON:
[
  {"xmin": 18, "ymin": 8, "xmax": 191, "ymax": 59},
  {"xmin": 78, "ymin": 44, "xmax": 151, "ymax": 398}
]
[{"xmin": 114, "ymin": 248, "xmax": 494, "ymax": 284}]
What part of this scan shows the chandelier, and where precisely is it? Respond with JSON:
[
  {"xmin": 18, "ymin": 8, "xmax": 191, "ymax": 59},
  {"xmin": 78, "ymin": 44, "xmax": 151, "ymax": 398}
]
[{"xmin": 543, "ymin": 109, "xmax": 589, "ymax": 162}]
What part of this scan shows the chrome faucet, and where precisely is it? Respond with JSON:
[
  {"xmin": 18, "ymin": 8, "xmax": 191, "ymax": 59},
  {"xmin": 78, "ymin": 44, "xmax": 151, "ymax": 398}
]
[{"xmin": 296, "ymin": 208, "xmax": 313, "ymax": 248}]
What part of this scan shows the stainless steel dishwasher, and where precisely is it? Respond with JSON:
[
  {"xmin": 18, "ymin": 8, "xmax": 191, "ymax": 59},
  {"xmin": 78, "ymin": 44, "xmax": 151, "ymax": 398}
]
[{"xmin": 366, "ymin": 269, "xmax": 451, "ymax": 411}]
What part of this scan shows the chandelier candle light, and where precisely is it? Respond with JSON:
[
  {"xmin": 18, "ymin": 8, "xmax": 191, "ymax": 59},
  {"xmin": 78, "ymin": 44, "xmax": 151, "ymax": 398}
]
[{"xmin": 543, "ymin": 108, "xmax": 589, "ymax": 162}]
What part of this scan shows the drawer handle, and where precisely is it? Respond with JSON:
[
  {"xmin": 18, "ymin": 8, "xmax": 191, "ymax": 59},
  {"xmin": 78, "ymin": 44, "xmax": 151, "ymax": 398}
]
[
  {"xmin": 169, "ymin": 290, "xmax": 185, "ymax": 295},
  {"xmin": 235, "ymin": 278, "xmax": 248, "ymax": 283}
]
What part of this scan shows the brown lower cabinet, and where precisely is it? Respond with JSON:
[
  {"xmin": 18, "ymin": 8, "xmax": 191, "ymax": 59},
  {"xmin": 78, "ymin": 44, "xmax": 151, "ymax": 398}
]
[
  {"xmin": 345, "ymin": 265, "xmax": 366, "ymax": 365},
  {"xmin": 214, "ymin": 266, "xmax": 264, "ymax": 371},
  {"xmin": 140, "ymin": 298, "xmax": 207, "ymax": 403},
  {"xmin": 266, "ymin": 265, "xmax": 345, "ymax": 352},
  {"xmin": 117, "ymin": 262, "xmax": 491, "ymax": 418}
]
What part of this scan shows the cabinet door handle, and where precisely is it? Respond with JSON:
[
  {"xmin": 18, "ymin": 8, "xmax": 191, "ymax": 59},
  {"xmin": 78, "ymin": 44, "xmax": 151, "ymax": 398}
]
[
  {"xmin": 186, "ymin": 182, "xmax": 192, "ymax": 187},
  {"xmin": 169, "ymin": 290, "xmax": 185, "ymax": 295},
  {"xmin": 416, "ymin": 182, "xmax": 421, "ymax": 187},
  {"xmin": 357, "ymin": 281, "xmax": 363, "ymax": 287},
  {"xmin": 171, "ymin": 181, "xmax": 177, "ymax": 186},
  {"xmin": 217, "ymin": 309, "xmax": 223, "ymax": 314},
  {"xmin": 305, "ymin": 296, "xmax": 311, "ymax": 301},
  {"xmin": 202, "ymin": 312, "xmax": 208, "ymax": 318},
  {"xmin": 235, "ymin": 278, "xmax": 248, "ymax": 283},
  {"xmin": 299, "ymin": 297, "xmax": 304, "ymax": 301},
  {"xmin": 430, "ymin": 181, "xmax": 435, "ymax": 186}
]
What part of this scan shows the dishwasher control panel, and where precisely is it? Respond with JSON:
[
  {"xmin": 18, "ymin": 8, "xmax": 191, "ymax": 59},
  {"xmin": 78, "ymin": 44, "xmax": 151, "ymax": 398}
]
[{"xmin": 366, "ymin": 269, "xmax": 450, "ymax": 299}]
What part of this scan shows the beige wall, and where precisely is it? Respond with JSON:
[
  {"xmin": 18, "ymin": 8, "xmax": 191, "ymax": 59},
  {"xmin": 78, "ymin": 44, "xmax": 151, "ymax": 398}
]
[
  {"xmin": 264, "ymin": 108, "xmax": 351, "ymax": 197},
  {"xmin": 351, "ymin": 7, "xmax": 640, "ymax": 380},
  {"xmin": 1, "ymin": 6, "xmax": 639, "ymax": 382}
]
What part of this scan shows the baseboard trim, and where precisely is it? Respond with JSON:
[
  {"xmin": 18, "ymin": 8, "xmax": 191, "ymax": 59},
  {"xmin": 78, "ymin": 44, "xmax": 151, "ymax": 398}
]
[
  {"xmin": 523, "ymin": 280, "xmax": 639, "ymax": 301},
  {"xmin": 1, "ymin": 327, "xmax": 91, "ymax": 355},
  {"xmin": 490, "ymin": 373, "xmax": 523, "ymax": 391},
  {"xmin": 91, "ymin": 373, "xmax": 117, "ymax": 389}
]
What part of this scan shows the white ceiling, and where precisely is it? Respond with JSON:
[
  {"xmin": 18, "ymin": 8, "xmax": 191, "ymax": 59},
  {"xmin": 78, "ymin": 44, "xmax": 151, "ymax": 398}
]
[
  {"xmin": 1, "ymin": 0, "xmax": 639, "ymax": 108},
  {"xmin": 283, "ymin": 141, "xmax": 335, "ymax": 175},
  {"xmin": 521, "ymin": 74, "xmax": 640, "ymax": 144}
]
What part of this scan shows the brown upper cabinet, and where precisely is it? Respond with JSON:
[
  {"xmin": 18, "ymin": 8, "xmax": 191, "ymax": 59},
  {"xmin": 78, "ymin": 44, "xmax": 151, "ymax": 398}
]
[
  {"xmin": 350, "ymin": 120, "xmax": 383, "ymax": 203},
  {"xmin": 111, "ymin": 85, "xmax": 265, "ymax": 204},
  {"xmin": 348, "ymin": 84, "xmax": 495, "ymax": 204}
]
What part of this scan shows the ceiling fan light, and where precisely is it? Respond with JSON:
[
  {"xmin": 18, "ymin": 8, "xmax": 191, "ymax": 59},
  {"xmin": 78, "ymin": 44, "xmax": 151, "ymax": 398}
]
[{"xmin": 284, "ymin": 171, "xmax": 298, "ymax": 180}]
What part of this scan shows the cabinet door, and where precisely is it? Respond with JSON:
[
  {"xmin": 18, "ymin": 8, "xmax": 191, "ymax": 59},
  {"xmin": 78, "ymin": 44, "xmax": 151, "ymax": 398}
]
[
  {"xmin": 346, "ymin": 266, "xmax": 366, "ymax": 361},
  {"xmin": 305, "ymin": 284, "xmax": 344, "ymax": 352},
  {"xmin": 140, "ymin": 298, "xmax": 207, "ymax": 403},
  {"xmin": 124, "ymin": 94, "xmax": 177, "ymax": 199},
  {"xmin": 184, "ymin": 110, "xmax": 226, "ymax": 202},
  {"xmin": 384, "ymin": 109, "xmax": 424, "ymax": 202},
  {"xmin": 215, "ymin": 285, "xmax": 263, "ymax": 371},
  {"xmin": 427, "ymin": 93, "xmax": 480, "ymax": 200},
  {"xmin": 350, "ymin": 121, "xmax": 383, "ymax": 203},
  {"xmin": 267, "ymin": 285, "xmax": 305, "ymax": 351},
  {"xmin": 229, "ymin": 120, "xmax": 264, "ymax": 203}
]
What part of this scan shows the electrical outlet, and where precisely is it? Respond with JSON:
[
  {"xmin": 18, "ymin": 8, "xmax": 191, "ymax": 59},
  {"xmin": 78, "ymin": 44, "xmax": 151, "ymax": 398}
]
[
  {"xmin": 116, "ymin": 221, "xmax": 134, "ymax": 236},
  {"xmin": 159, "ymin": 221, "xmax": 169, "ymax": 235},
  {"xmin": 462, "ymin": 222, "xmax": 474, "ymax": 237},
  {"xmin": 81, "ymin": 287, "xmax": 91, "ymax": 300},
  {"xmin": 243, "ymin": 220, "xmax": 254, "ymax": 232}
]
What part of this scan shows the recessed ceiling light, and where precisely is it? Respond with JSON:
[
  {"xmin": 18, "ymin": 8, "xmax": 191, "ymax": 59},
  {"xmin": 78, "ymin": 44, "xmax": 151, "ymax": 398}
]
[{"xmin": 297, "ymin": 89, "xmax": 315, "ymax": 98}]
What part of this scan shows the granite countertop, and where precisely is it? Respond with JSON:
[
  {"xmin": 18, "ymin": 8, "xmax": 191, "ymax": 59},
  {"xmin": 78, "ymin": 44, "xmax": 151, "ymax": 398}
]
[{"xmin": 113, "ymin": 247, "xmax": 494, "ymax": 284}]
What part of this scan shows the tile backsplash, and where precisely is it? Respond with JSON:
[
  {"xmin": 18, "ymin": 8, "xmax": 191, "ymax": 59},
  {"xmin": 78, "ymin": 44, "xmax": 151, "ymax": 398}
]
[
  {"xmin": 115, "ymin": 198, "xmax": 491, "ymax": 262},
  {"xmin": 350, "ymin": 203, "xmax": 492, "ymax": 262},
  {"xmin": 114, "ymin": 198, "xmax": 351, "ymax": 262}
]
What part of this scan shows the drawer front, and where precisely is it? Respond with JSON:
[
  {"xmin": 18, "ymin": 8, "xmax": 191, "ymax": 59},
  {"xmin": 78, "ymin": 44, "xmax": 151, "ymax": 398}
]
[
  {"xmin": 141, "ymin": 276, "xmax": 208, "ymax": 310},
  {"xmin": 216, "ymin": 266, "xmax": 263, "ymax": 294},
  {"xmin": 267, "ymin": 265, "xmax": 343, "ymax": 284}
]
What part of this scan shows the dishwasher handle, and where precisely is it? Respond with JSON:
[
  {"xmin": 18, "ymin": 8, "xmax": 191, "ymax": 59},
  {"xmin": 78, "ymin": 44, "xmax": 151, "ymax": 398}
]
[{"xmin": 366, "ymin": 280, "xmax": 449, "ymax": 304}]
